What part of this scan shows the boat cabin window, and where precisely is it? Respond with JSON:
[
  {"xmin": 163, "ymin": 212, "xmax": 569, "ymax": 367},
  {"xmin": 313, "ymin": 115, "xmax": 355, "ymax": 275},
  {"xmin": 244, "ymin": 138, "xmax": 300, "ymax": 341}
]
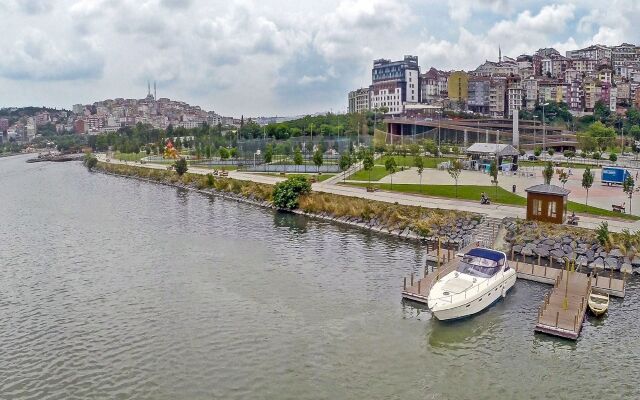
[{"xmin": 457, "ymin": 255, "xmax": 502, "ymax": 278}]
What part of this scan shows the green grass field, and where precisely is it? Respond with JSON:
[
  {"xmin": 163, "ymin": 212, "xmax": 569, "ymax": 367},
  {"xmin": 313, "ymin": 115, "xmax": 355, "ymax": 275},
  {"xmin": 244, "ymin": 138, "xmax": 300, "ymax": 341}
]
[
  {"xmin": 344, "ymin": 182, "xmax": 640, "ymax": 220},
  {"xmin": 348, "ymin": 165, "xmax": 391, "ymax": 181},
  {"xmin": 519, "ymin": 160, "xmax": 603, "ymax": 169},
  {"xmin": 262, "ymin": 173, "xmax": 335, "ymax": 182},
  {"xmin": 114, "ymin": 152, "xmax": 147, "ymax": 161},
  {"xmin": 376, "ymin": 155, "xmax": 453, "ymax": 169}
]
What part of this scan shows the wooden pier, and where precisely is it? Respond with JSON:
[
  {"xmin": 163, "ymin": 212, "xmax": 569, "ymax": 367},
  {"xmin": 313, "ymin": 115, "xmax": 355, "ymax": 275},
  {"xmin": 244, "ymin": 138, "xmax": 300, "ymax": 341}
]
[{"xmin": 402, "ymin": 245, "xmax": 627, "ymax": 341}]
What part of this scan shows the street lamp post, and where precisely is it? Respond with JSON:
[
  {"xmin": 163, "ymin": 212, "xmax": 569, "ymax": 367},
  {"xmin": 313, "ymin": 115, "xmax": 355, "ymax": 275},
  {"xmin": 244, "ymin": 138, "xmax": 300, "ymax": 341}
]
[
  {"xmin": 533, "ymin": 115, "xmax": 539, "ymax": 149},
  {"xmin": 542, "ymin": 102, "xmax": 549, "ymax": 151}
]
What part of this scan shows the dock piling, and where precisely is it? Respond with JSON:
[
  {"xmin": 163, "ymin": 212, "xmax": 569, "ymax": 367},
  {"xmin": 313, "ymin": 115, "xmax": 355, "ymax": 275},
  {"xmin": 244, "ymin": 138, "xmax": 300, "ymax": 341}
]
[
  {"xmin": 403, "ymin": 277, "xmax": 406, "ymax": 290},
  {"xmin": 410, "ymin": 273, "xmax": 414, "ymax": 287}
]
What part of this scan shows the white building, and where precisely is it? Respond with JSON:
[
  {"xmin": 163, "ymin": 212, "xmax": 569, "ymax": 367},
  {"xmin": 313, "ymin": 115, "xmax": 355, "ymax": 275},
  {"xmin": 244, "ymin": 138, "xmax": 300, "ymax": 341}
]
[{"xmin": 348, "ymin": 87, "xmax": 370, "ymax": 114}]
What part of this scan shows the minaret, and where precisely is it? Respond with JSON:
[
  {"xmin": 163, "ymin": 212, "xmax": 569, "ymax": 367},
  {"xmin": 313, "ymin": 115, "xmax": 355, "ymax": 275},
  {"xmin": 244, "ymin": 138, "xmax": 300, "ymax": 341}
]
[
  {"xmin": 154, "ymin": 81, "xmax": 157, "ymax": 100},
  {"xmin": 499, "ymin": 45, "xmax": 502, "ymax": 63},
  {"xmin": 147, "ymin": 80, "xmax": 151, "ymax": 96}
]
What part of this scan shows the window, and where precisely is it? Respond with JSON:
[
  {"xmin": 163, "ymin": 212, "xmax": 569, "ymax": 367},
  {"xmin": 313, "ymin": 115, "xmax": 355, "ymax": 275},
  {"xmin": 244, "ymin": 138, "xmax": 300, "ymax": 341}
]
[
  {"xmin": 532, "ymin": 199, "xmax": 542, "ymax": 216},
  {"xmin": 548, "ymin": 201, "xmax": 557, "ymax": 218}
]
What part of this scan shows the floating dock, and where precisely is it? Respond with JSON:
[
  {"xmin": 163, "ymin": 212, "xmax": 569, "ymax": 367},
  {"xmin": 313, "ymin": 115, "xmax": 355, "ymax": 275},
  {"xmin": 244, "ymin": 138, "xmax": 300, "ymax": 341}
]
[{"xmin": 402, "ymin": 245, "xmax": 627, "ymax": 341}]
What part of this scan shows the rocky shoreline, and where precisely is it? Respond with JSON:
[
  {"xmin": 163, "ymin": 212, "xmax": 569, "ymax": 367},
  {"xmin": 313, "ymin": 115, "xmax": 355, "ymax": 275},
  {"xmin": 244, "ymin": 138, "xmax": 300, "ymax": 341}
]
[
  {"xmin": 95, "ymin": 168, "xmax": 481, "ymax": 247},
  {"xmin": 504, "ymin": 218, "xmax": 640, "ymax": 275}
]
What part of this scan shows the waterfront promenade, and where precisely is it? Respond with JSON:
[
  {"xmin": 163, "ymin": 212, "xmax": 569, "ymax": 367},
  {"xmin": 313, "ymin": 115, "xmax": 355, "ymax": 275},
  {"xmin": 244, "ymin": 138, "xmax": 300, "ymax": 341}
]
[{"xmin": 94, "ymin": 154, "xmax": 640, "ymax": 233}]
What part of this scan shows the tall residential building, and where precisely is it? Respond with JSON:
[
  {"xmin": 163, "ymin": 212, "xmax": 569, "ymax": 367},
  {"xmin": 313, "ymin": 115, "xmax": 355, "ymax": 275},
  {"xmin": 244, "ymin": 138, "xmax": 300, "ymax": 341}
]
[
  {"xmin": 369, "ymin": 55, "xmax": 420, "ymax": 115},
  {"xmin": 467, "ymin": 77, "xmax": 490, "ymax": 114},
  {"xmin": 0, "ymin": 118, "xmax": 8, "ymax": 132},
  {"xmin": 420, "ymin": 67, "xmax": 448, "ymax": 101},
  {"xmin": 447, "ymin": 71, "xmax": 469, "ymax": 102},
  {"xmin": 583, "ymin": 78, "xmax": 597, "ymax": 111},
  {"xmin": 506, "ymin": 76, "xmax": 523, "ymax": 117},
  {"xmin": 611, "ymin": 43, "xmax": 640, "ymax": 74},
  {"xmin": 566, "ymin": 44, "xmax": 612, "ymax": 62},
  {"xmin": 489, "ymin": 78, "xmax": 506, "ymax": 117},
  {"xmin": 348, "ymin": 88, "xmax": 370, "ymax": 114},
  {"xmin": 523, "ymin": 77, "xmax": 538, "ymax": 110}
]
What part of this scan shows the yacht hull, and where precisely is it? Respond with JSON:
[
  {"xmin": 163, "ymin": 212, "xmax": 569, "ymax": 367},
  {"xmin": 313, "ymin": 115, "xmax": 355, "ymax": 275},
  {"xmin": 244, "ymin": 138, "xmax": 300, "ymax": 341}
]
[{"xmin": 430, "ymin": 271, "xmax": 517, "ymax": 321}]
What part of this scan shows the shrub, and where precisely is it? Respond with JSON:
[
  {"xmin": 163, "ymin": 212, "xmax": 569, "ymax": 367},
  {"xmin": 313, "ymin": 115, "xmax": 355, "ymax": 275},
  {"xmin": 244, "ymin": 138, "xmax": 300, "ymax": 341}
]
[
  {"xmin": 174, "ymin": 158, "xmax": 188, "ymax": 176},
  {"xmin": 596, "ymin": 222, "xmax": 610, "ymax": 247},
  {"xmin": 206, "ymin": 173, "xmax": 215, "ymax": 187},
  {"xmin": 272, "ymin": 176, "xmax": 312, "ymax": 209}
]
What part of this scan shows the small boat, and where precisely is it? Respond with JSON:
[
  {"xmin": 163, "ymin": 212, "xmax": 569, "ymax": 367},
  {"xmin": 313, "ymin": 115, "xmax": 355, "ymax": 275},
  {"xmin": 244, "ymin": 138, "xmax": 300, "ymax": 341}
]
[
  {"xmin": 427, "ymin": 247, "xmax": 517, "ymax": 321},
  {"xmin": 588, "ymin": 292, "xmax": 609, "ymax": 317}
]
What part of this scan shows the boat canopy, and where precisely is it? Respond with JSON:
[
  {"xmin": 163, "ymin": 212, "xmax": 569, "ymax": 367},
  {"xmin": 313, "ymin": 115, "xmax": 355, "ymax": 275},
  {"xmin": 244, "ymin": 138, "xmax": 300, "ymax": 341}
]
[{"xmin": 466, "ymin": 248, "xmax": 505, "ymax": 264}]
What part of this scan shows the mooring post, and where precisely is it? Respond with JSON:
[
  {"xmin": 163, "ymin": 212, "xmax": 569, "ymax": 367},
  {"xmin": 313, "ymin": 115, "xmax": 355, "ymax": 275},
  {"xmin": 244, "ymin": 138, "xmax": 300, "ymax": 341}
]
[
  {"xmin": 555, "ymin": 311, "xmax": 560, "ymax": 327},
  {"xmin": 609, "ymin": 271, "xmax": 612, "ymax": 288},
  {"xmin": 417, "ymin": 280, "xmax": 421, "ymax": 294},
  {"xmin": 574, "ymin": 315, "xmax": 577, "ymax": 332},
  {"xmin": 403, "ymin": 277, "xmax": 406, "ymax": 290},
  {"xmin": 410, "ymin": 273, "xmax": 414, "ymax": 287},
  {"xmin": 538, "ymin": 254, "xmax": 541, "ymax": 266},
  {"xmin": 424, "ymin": 266, "xmax": 427, "ymax": 278},
  {"xmin": 550, "ymin": 257, "xmax": 553, "ymax": 268}
]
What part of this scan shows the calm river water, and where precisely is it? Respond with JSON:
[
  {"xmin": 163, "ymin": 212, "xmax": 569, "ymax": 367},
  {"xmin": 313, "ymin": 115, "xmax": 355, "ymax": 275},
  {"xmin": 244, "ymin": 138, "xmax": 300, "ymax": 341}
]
[{"xmin": 1, "ymin": 155, "xmax": 639, "ymax": 399}]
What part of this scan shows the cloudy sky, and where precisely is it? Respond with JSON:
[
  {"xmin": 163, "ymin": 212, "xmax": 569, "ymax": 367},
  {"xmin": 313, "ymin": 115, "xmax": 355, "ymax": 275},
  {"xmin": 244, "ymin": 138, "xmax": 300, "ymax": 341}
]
[{"xmin": 0, "ymin": 0, "xmax": 638, "ymax": 117}]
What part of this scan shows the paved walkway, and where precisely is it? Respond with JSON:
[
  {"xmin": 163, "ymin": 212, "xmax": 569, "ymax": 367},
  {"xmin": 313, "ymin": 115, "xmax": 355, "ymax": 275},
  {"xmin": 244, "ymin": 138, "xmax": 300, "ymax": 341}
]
[{"xmin": 95, "ymin": 154, "xmax": 640, "ymax": 233}]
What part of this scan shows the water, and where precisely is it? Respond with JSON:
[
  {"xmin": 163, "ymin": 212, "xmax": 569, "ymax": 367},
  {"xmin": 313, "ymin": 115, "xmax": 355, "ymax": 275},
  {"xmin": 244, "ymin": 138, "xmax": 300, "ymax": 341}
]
[{"xmin": 0, "ymin": 155, "xmax": 638, "ymax": 400}]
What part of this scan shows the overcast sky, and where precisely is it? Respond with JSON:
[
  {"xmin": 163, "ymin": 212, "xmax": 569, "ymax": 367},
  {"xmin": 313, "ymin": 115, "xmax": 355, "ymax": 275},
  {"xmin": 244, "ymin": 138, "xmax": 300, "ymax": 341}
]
[{"xmin": 0, "ymin": 0, "xmax": 638, "ymax": 117}]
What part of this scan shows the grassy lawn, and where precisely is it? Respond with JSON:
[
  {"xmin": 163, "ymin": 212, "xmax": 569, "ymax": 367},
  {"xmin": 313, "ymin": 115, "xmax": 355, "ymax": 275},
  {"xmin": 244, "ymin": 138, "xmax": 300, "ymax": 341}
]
[
  {"xmin": 262, "ymin": 173, "xmax": 335, "ymax": 182},
  {"xmin": 348, "ymin": 165, "xmax": 391, "ymax": 181},
  {"xmin": 519, "ymin": 160, "xmax": 604, "ymax": 169},
  {"xmin": 344, "ymin": 182, "xmax": 640, "ymax": 221},
  {"xmin": 193, "ymin": 164, "xmax": 238, "ymax": 171},
  {"xmin": 114, "ymin": 152, "xmax": 146, "ymax": 162},
  {"xmin": 376, "ymin": 155, "xmax": 454, "ymax": 168}
]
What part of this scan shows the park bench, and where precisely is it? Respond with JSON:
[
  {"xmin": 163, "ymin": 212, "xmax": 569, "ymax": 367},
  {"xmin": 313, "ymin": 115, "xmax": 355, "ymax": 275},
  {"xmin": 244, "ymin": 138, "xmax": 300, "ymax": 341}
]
[
  {"xmin": 166, "ymin": 165, "xmax": 173, "ymax": 171},
  {"xmin": 366, "ymin": 186, "xmax": 379, "ymax": 192},
  {"xmin": 279, "ymin": 172, "xmax": 286, "ymax": 176},
  {"xmin": 219, "ymin": 171, "xmax": 229, "ymax": 177},
  {"xmin": 567, "ymin": 215, "xmax": 580, "ymax": 225},
  {"xmin": 309, "ymin": 176, "xmax": 317, "ymax": 183},
  {"xmin": 612, "ymin": 204, "xmax": 626, "ymax": 213}
]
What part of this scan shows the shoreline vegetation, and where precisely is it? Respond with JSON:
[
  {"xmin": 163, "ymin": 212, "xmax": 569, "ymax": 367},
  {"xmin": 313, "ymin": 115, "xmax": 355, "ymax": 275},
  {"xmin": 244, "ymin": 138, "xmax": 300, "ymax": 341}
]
[{"xmin": 94, "ymin": 161, "xmax": 481, "ymax": 243}]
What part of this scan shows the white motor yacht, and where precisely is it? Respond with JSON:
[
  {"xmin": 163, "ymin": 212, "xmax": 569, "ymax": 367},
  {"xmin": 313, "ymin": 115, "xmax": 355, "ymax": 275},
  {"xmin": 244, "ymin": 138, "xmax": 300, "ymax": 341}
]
[{"xmin": 427, "ymin": 248, "xmax": 516, "ymax": 321}]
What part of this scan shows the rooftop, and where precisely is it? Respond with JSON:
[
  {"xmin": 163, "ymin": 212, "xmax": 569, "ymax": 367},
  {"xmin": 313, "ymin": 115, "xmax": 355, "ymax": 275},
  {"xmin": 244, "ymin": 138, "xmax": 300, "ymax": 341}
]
[{"xmin": 525, "ymin": 184, "xmax": 571, "ymax": 196}]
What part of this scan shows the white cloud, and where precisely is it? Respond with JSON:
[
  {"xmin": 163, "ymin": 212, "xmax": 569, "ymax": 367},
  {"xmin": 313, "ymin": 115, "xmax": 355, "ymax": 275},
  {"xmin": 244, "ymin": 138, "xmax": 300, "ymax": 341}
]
[
  {"xmin": 2, "ymin": 0, "xmax": 640, "ymax": 116},
  {"xmin": 0, "ymin": 29, "xmax": 103, "ymax": 80}
]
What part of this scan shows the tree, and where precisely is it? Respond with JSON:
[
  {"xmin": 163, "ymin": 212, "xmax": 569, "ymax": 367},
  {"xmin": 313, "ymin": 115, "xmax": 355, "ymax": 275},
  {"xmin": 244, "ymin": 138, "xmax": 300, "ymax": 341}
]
[
  {"xmin": 205, "ymin": 145, "xmax": 211, "ymax": 158},
  {"xmin": 230, "ymin": 147, "xmax": 238, "ymax": 160},
  {"xmin": 542, "ymin": 161, "xmax": 554, "ymax": 185},
  {"xmin": 363, "ymin": 152, "xmax": 374, "ymax": 187},
  {"xmin": 293, "ymin": 147, "xmax": 303, "ymax": 172},
  {"xmin": 174, "ymin": 157, "xmax": 188, "ymax": 176},
  {"xmin": 313, "ymin": 149, "xmax": 323, "ymax": 173},
  {"xmin": 623, "ymin": 174, "xmax": 635, "ymax": 214},
  {"xmin": 83, "ymin": 152, "xmax": 97, "ymax": 171},
  {"xmin": 583, "ymin": 121, "xmax": 616, "ymax": 151},
  {"xmin": 559, "ymin": 171, "xmax": 568, "ymax": 188},
  {"xmin": 447, "ymin": 159, "xmax": 463, "ymax": 198},
  {"xmin": 219, "ymin": 147, "xmax": 230, "ymax": 160},
  {"xmin": 547, "ymin": 148, "xmax": 555, "ymax": 157},
  {"xmin": 413, "ymin": 155, "xmax": 424, "ymax": 193},
  {"xmin": 272, "ymin": 176, "xmax": 311, "ymax": 209},
  {"xmin": 489, "ymin": 159, "xmax": 498, "ymax": 200},
  {"xmin": 534, "ymin": 148, "xmax": 542, "ymax": 157},
  {"xmin": 339, "ymin": 152, "xmax": 352, "ymax": 182},
  {"xmin": 609, "ymin": 152, "xmax": 618, "ymax": 163},
  {"xmin": 582, "ymin": 167, "xmax": 594, "ymax": 205},
  {"xmin": 385, "ymin": 156, "xmax": 397, "ymax": 190}
]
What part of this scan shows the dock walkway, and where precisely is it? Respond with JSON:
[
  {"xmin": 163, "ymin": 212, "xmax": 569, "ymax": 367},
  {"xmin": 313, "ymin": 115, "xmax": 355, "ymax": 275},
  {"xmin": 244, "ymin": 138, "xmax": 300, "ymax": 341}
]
[{"xmin": 402, "ymin": 248, "xmax": 627, "ymax": 340}]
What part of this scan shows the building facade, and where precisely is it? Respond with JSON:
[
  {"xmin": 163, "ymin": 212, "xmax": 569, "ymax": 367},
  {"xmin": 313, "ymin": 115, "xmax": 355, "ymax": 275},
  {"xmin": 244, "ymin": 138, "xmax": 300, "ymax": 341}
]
[
  {"xmin": 370, "ymin": 55, "xmax": 420, "ymax": 114},
  {"xmin": 348, "ymin": 87, "xmax": 370, "ymax": 114}
]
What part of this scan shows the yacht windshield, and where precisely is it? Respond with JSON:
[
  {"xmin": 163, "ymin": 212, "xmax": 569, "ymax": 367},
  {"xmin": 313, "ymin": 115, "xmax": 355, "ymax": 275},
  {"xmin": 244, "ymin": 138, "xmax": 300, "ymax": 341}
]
[{"xmin": 457, "ymin": 255, "xmax": 501, "ymax": 278}]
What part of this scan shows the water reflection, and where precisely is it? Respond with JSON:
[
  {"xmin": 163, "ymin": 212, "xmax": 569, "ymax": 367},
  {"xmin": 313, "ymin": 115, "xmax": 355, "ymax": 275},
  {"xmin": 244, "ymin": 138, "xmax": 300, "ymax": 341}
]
[{"xmin": 273, "ymin": 211, "xmax": 308, "ymax": 234}]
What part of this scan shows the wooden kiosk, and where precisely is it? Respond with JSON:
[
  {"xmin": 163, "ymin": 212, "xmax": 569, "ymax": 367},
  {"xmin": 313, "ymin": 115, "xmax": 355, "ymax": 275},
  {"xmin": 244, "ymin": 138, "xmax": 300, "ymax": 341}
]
[{"xmin": 525, "ymin": 184, "xmax": 570, "ymax": 224}]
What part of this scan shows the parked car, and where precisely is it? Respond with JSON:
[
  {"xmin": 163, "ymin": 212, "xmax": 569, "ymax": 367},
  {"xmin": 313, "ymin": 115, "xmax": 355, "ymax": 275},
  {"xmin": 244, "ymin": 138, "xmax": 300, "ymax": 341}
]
[{"xmin": 527, "ymin": 155, "xmax": 538, "ymax": 161}]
